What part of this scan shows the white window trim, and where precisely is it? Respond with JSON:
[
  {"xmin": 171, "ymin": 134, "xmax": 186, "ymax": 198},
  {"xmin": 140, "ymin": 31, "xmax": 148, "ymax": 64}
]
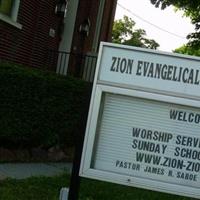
[
  {"xmin": 0, "ymin": 0, "xmax": 22, "ymax": 29},
  {"xmin": 0, "ymin": 13, "xmax": 22, "ymax": 29}
]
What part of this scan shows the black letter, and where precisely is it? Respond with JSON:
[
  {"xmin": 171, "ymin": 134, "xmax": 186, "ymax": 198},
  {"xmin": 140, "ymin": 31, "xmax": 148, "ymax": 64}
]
[{"xmin": 110, "ymin": 57, "xmax": 117, "ymax": 71}]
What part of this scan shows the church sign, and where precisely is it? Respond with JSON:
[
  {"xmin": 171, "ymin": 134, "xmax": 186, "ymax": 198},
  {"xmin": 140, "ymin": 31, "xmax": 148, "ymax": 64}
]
[{"xmin": 80, "ymin": 42, "xmax": 200, "ymax": 199}]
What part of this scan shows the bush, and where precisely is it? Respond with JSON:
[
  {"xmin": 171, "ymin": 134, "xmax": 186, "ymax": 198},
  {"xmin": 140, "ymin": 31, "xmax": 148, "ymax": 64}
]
[{"xmin": 0, "ymin": 62, "xmax": 91, "ymax": 148}]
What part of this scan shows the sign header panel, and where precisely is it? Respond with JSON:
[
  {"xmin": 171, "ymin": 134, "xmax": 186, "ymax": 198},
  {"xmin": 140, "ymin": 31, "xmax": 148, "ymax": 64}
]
[
  {"xmin": 98, "ymin": 44, "xmax": 200, "ymax": 99},
  {"xmin": 93, "ymin": 93, "xmax": 200, "ymax": 188}
]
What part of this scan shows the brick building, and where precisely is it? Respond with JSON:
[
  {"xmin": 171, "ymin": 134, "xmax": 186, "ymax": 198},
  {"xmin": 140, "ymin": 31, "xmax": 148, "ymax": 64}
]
[{"xmin": 0, "ymin": 0, "xmax": 117, "ymax": 78}]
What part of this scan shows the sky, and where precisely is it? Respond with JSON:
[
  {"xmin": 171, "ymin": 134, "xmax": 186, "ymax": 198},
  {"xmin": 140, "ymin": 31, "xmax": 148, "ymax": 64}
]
[{"xmin": 115, "ymin": 0, "xmax": 195, "ymax": 52}]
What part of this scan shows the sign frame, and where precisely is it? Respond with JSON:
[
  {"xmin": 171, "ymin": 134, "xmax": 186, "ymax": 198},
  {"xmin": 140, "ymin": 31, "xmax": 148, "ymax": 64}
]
[{"xmin": 79, "ymin": 42, "xmax": 200, "ymax": 199}]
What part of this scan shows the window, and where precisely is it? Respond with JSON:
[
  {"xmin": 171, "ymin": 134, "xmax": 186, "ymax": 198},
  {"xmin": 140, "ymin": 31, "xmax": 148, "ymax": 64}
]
[
  {"xmin": 0, "ymin": 0, "xmax": 14, "ymax": 16},
  {"xmin": 0, "ymin": 0, "xmax": 22, "ymax": 29}
]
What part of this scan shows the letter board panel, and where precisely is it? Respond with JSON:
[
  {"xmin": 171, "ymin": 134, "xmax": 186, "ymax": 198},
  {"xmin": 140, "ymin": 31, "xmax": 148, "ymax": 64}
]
[
  {"xmin": 98, "ymin": 43, "xmax": 200, "ymax": 100},
  {"xmin": 92, "ymin": 93, "xmax": 200, "ymax": 189}
]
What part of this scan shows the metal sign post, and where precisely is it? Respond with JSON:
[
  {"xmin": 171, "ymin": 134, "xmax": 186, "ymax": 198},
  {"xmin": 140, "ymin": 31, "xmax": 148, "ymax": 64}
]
[{"xmin": 67, "ymin": 89, "xmax": 91, "ymax": 200}]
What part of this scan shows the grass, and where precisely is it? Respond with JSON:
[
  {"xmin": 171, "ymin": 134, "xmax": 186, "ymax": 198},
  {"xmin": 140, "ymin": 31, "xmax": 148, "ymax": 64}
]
[
  {"xmin": 0, "ymin": 174, "xmax": 70, "ymax": 200},
  {"xmin": 79, "ymin": 178, "xmax": 196, "ymax": 200},
  {"xmin": 0, "ymin": 174, "xmax": 196, "ymax": 200}
]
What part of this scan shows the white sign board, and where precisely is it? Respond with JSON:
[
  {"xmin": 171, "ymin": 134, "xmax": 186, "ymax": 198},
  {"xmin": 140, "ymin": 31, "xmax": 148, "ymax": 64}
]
[{"xmin": 80, "ymin": 42, "xmax": 200, "ymax": 198}]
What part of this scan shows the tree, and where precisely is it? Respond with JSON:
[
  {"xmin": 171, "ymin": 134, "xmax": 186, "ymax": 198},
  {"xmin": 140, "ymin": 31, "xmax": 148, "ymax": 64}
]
[
  {"xmin": 112, "ymin": 15, "xmax": 159, "ymax": 49},
  {"xmin": 149, "ymin": 0, "xmax": 200, "ymax": 48},
  {"xmin": 174, "ymin": 45, "xmax": 200, "ymax": 56}
]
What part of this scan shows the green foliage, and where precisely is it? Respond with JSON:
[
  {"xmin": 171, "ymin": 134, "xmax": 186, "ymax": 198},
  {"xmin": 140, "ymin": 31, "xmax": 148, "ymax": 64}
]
[
  {"xmin": 0, "ymin": 62, "xmax": 91, "ymax": 148},
  {"xmin": 174, "ymin": 44, "xmax": 200, "ymax": 56},
  {"xmin": 112, "ymin": 15, "xmax": 159, "ymax": 49},
  {"xmin": 150, "ymin": 0, "xmax": 200, "ymax": 48}
]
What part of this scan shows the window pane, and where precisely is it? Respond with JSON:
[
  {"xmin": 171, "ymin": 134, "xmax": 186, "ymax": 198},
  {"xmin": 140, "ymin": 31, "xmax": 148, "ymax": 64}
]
[{"xmin": 0, "ymin": 0, "xmax": 13, "ymax": 16}]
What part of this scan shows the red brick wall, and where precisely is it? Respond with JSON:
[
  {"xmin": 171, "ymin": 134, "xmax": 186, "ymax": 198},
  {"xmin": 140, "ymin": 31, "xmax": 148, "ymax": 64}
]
[
  {"xmin": 0, "ymin": 0, "xmax": 61, "ymax": 70},
  {"xmin": 70, "ymin": 0, "xmax": 99, "ymax": 55},
  {"xmin": 68, "ymin": 0, "xmax": 116, "ymax": 75},
  {"xmin": 71, "ymin": 0, "xmax": 117, "ymax": 55},
  {"xmin": 100, "ymin": 0, "xmax": 117, "ymax": 43},
  {"xmin": 0, "ymin": 0, "xmax": 117, "ymax": 73}
]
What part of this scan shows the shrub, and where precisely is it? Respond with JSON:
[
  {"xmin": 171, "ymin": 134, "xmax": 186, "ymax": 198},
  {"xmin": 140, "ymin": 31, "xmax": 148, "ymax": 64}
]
[{"xmin": 0, "ymin": 61, "xmax": 91, "ymax": 148}]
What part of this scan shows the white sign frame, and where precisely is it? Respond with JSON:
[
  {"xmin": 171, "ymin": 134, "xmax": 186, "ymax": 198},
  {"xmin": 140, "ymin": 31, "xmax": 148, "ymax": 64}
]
[{"xmin": 80, "ymin": 42, "xmax": 200, "ymax": 199}]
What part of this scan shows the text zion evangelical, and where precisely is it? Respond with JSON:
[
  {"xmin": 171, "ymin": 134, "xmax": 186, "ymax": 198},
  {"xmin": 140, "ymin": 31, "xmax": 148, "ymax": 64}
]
[{"xmin": 110, "ymin": 56, "xmax": 200, "ymax": 85}]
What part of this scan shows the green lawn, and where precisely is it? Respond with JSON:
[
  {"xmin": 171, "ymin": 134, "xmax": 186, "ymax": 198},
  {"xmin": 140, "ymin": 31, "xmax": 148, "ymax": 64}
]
[
  {"xmin": 0, "ymin": 174, "xmax": 196, "ymax": 200},
  {"xmin": 0, "ymin": 174, "xmax": 70, "ymax": 200}
]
